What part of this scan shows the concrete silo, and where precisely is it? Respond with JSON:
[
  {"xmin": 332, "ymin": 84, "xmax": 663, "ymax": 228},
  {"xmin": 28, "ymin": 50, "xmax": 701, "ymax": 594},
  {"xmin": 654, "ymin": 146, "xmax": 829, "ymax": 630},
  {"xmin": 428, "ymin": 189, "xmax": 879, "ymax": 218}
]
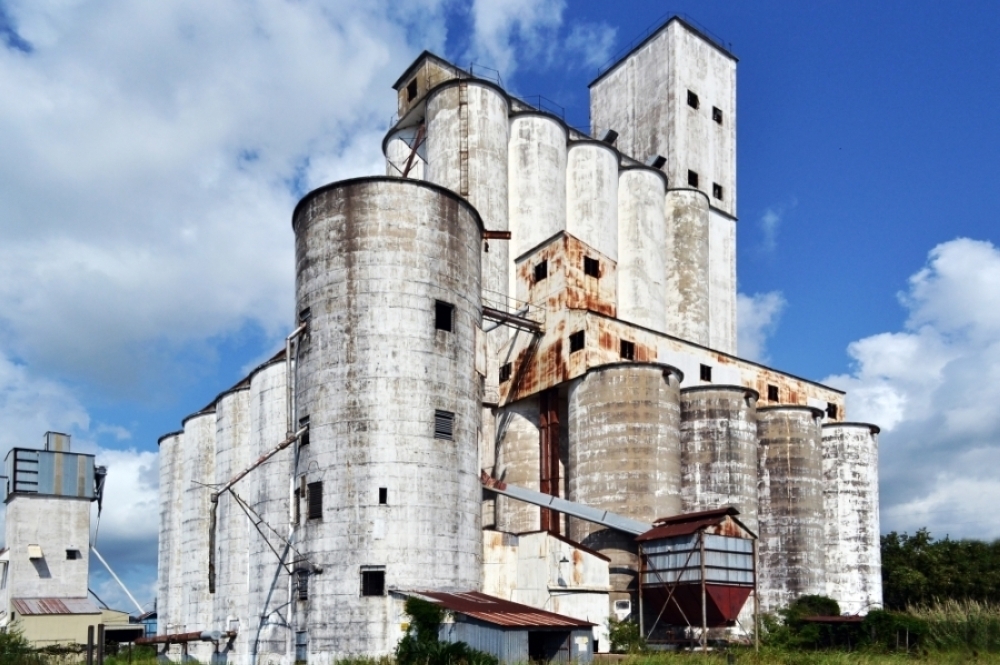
[
  {"xmin": 664, "ymin": 189, "xmax": 710, "ymax": 346},
  {"xmin": 212, "ymin": 386, "xmax": 251, "ymax": 654},
  {"xmin": 245, "ymin": 355, "xmax": 293, "ymax": 661},
  {"xmin": 617, "ymin": 166, "xmax": 668, "ymax": 334},
  {"xmin": 292, "ymin": 177, "xmax": 483, "ymax": 658},
  {"xmin": 383, "ymin": 126, "xmax": 426, "ymax": 180},
  {"xmin": 567, "ymin": 141, "xmax": 619, "ymax": 262},
  {"xmin": 756, "ymin": 406, "xmax": 825, "ymax": 614},
  {"xmin": 177, "ymin": 409, "xmax": 217, "ymax": 663},
  {"xmin": 508, "ymin": 112, "xmax": 568, "ymax": 278},
  {"xmin": 494, "ymin": 396, "xmax": 541, "ymax": 534},
  {"xmin": 568, "ymin": 363, "xmax": 683, "ymax": 607},
  {"xmin": 680, "ymin": 385, "xmax": 759, "ymax": 533},
  {"xmin": 156, "ymin": 430, "xmax": 183, "ymax": 637},
  {"xmin": 822, "ymin": 423, "xmax": 882, "ymax": 615}
]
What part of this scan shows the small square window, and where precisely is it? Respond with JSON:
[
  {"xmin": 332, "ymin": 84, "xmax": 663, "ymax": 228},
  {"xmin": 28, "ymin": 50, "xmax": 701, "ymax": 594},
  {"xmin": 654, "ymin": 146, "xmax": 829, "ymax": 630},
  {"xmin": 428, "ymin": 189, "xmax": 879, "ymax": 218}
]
[
  {"xmin": 687, "ymin": 90, "xmax": 699, "ymax": 109},
  {"xmin": 435, "ymin": 300, "xmax": 454, "ymax": 332},
  {"xmin": 569, "ymin": 331, "xmax": 585, "ymax": 353},
  {"xmin": 712, "ymin": 183, "xmax": 723, "ymax": 200},
  {"xmin": 378, "ymin": 487, "xmax": 388, "ymax": 505},
  {"xmin": 361, "ymin": 569, "xmax": 386, "ymax": 596},
  {"xmin": 688, "ymin": 170, "xmax": 699, "ymax": 188},
  {"xmin": 406, "ymin": 79, "xmax": 418, "ymax": 102},
  {"xmin": 583, "ymin": 256, "xmax": 600, "ymax": 278},
  {"xmin": 307, "ymin": 481, "xmax": 323, "ymax": 520},
  {"xmin": 620, "ymin": 340, "xmax": 635, "ymax": 360},
  {"xmin": 712, "ymin": 106, "xmax": 723, "ymax": 124},
  {"xmin": 499, "ymin": 363, "xmax": 512, "ymax": 383},
  {"xmin": 767, "ymin": 385, "xmax": 779, "ymax": 402},
  {"xmin": 826, "ymin": 402, "xmax": 839, "ymax": 419},
  {"xmin": 699, "ymin": 364, "xmax": 712, "ymax": 382},
  {"xmin": 66, "ymin": 549, "xmax": 81, "ymax": 560},
  {"xmin": 534, "ymin": 260, "xmax": 548, "ymax": 283},
  {"xmin": 434, "ymin": 410, "xmax": 455, "ymax": 440}
]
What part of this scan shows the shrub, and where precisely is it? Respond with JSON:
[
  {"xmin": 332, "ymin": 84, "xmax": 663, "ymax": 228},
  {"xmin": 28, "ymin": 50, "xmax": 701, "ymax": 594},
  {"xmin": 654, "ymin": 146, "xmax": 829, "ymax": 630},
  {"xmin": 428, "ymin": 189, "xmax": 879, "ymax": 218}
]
[
  {"xmin": 607, "ymin": 616, "xmax": 646, "ymax": 654},
  {"xmin": 395, "ymin": 597, "xmax": 498, "ymax": 665}
]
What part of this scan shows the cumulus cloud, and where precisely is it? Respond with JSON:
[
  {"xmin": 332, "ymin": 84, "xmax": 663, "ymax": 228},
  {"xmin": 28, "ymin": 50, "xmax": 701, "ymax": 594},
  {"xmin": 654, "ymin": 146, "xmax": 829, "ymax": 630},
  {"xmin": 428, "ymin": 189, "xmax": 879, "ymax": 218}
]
[
  {"xmin": 0, "ymin": 0, "xmax": 452, "ymax": 401},
  {"xmin": 737, "ymin": 291, "xmax": 786, "ymax": 363},
  {"xmin": 464, "ymin": 0, "xmax": 615, "ymax": 79},
  {"xmin": 824, "ymin": 238, "xmax": 1000, "ymax": 539}
]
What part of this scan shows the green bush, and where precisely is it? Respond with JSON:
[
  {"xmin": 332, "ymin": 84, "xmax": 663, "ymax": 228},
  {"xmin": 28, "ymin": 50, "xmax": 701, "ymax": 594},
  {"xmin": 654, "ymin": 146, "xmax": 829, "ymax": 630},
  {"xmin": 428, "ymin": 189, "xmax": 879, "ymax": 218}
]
[
  {"xmin": 0, "ymin": 626, "xmax": 44, "ymax": 665},
  {"xmin": 607, "ymin": 616, "xmax": 646, "ymax": 654},
  {"xmin": 395, "ymin": 597, "xmax": 498, "ymax": 665}
]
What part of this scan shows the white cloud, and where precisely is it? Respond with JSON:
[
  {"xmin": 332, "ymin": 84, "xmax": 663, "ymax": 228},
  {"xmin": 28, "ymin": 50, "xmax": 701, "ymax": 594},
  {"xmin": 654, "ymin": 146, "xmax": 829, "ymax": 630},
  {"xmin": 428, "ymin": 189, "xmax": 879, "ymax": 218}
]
[
  {"xmin": 757, "ymin": 199, "xmax": 796, "ymax": 254},
  {"xmin": 824, "ymin": 238, "xmax": 1000, "ymax": 539},
  {"xmin": 0, "ymin": 0, "xmax": 452, "ymax": 400},
  {"xmin": 737, "ymin": 291, "xmax": 786, "ymax": 363},
  {"xmin": 464, "ymin": 0, "xmax": 615, "ymax": 80}
]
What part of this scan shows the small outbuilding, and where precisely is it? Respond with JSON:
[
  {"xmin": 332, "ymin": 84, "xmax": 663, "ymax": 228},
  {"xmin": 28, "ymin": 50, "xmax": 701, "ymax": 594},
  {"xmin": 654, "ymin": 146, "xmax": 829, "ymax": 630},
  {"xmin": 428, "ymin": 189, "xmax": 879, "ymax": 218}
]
[{"xmin": 416, "ymin": 591, "xmax": 595, "ymax": 664}]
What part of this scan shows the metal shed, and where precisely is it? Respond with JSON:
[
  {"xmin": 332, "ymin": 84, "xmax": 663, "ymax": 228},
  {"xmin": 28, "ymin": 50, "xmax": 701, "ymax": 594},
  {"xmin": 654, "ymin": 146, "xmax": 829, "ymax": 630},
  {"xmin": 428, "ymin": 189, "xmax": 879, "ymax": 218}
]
[
  {"xmin": 636, "ymin": 507, "xmax": 757, "ymax": 648},
  {"xmin": 417, "ymin": 591, "xmax": 595, "ymax": 664}
]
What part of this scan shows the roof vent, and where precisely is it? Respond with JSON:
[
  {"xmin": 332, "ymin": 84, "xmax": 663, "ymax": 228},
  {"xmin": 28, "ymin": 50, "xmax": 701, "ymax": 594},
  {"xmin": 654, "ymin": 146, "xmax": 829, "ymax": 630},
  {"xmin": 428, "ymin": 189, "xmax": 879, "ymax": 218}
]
[
  {"xmin": 600, "ymin": 129, "xmax": 618, "ymax": 145},
  {"xmin": 646, "ymin": 154, "xmax": 666, "ymax": 169}
]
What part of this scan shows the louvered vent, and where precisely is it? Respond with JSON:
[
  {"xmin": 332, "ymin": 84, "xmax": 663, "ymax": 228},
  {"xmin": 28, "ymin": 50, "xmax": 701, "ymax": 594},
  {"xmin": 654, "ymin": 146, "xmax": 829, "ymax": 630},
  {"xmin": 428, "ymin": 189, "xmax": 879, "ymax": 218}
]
[
  {"xmin": 434, "ymin": 410, "xmax": 454, "ymax": 441},
  {"xmin": 307, "ymin": 481, "xmax": 323, "ymax": 520}
]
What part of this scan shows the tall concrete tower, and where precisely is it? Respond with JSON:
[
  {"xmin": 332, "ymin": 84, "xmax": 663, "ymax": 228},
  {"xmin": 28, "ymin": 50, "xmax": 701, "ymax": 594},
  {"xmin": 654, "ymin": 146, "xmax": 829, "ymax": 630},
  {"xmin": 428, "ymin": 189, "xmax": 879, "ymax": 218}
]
[
  {"xmin": 590, "ymin": 17, "xmax": 738, "ymax": 353},
  {"xmin": 1, "ymin": 432, "xmax": 100, "ymax": 634}
]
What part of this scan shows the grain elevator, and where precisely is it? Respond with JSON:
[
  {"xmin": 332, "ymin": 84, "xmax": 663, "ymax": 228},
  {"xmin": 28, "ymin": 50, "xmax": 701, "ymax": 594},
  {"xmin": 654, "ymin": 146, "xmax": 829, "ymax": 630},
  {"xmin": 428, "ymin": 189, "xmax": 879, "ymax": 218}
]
[{"xmin": 154, "ymin": 15, "xmax": 882, "ymax": 663}]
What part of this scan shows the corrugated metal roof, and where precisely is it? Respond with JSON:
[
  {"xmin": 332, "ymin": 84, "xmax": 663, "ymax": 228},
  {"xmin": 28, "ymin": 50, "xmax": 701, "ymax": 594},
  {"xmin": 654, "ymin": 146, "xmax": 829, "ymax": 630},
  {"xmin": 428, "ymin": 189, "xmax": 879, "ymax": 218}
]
[
  {"xmin": 637, "ymin": 507, "xmax": 746, "ymax": 542},
  {"xmin": 417, "ymin": 591, "xmax": 595, "ymax": 629},
  {"xmin": 12, "ymin": 597, "xmax": 100, "ymax": 615}
]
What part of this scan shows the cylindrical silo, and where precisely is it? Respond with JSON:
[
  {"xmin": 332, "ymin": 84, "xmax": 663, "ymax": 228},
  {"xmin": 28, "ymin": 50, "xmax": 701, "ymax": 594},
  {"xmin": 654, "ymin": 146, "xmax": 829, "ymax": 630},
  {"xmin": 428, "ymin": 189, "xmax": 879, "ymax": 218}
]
[
  {"xmin": 293, "ymin": 177, "xmax": 483, "ymax": 658},
  {"xmin": 212, "ymin": 387, "xmax": 251, "ymax": 656},
  {"xmin": 680, "ymin": 385, "xmax": 760, "ymax": 533},
  {"xmin": 178, "ymin": 408, "xmax": 217, "ymax": 662},
  {"xmin": 246, "ymin": 355, "xmax": 291, "ymax": 661},
  {"xmin": 495, "ymin": 396, "xmax": 541, "ymax": 533},
  {"xmin": 822, "ymin": 423, "xmax": 882, "ymax": 615},
  {"xmin": 566, "ymin": 141, "xmax": 619, "ymax": 261},
  {"xmin": 757, "ymin": 406, "xmax": 825, "ymax": 614},
  {"xmin": 156, "ymin": 430, "xmax": 182, "ymax": 637},
  {"xmin": 568, "ymin": 363, "xmax": 683, "ymax": 606},
  {"xmin": 509, "ymin": 112, "xmax": 568, "ymax": 286},
  {"xmin": 664, "ymin": 189, "xmax": 710, "ymax": 346},
  {"xmin": 383, "ymin": 125, "xmax": 426, "ymax": 180},
  {"xmin": 618, "ymin": 167, "xmax": 668, "ymax": 333}
]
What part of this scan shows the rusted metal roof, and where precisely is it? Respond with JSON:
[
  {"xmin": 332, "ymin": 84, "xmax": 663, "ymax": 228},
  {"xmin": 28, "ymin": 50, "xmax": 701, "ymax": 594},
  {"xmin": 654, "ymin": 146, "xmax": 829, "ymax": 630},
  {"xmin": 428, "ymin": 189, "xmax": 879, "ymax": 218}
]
[
  {"xmin": 416, "ymin": 591, "xmax": 595, "ymax": 629},
  {"xmin": 636, "ymin": 507, "xmax": 751, "ymax": 542},
  {"xmin": 12, "ymin": 597, "xmax": 100, "ymax": 615}
]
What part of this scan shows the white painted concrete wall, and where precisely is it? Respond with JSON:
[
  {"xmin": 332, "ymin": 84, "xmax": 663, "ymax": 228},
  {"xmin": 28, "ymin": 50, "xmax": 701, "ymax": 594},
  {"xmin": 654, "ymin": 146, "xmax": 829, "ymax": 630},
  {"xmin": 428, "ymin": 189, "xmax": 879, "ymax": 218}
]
[
  {"xmin": 566, "ymin": 142, "xmax": 619, "ymax": 262},
  {"xmin": 617, "ymin": 168, "xmax": 667, "ymax": 333}
]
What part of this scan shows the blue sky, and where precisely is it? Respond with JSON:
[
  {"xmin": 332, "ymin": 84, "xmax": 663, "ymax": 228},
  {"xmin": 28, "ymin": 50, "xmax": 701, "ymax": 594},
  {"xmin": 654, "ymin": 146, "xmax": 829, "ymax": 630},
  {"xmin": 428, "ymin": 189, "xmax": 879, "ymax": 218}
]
[{"xmin": 1, "ymin": 0, "xmax": 999, "ymax": 611}]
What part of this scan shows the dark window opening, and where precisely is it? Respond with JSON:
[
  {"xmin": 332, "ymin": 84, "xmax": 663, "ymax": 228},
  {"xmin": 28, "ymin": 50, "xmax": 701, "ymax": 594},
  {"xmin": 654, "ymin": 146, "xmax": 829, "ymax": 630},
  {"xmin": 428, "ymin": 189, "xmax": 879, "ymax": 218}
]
[
  {"xmin": 569, "ymin": 331, "xmax": 585, "ymax": 353},
  {"xmin": 499, "ymin": 363, "xmax": 512, "ymax": 383},
  {"xmin": 534, "ymin": 260, "xmax": 548, "ymax": 283},
  {"xmin": 620, "ymin": 340, "xmax": 635, "ymax": 360},
  {"xmin": 298, "ymin": 417, "xmax": 310, "ymax": 447},
  {"xmin": 700, "ymin": 364, "xmax": 712, "ymax": 382},
  {"xmin": 298, "ymin": 307, "xmax": 311, "ymax": 323},
  {"xmin": 406, "ymin": 79, "xmax": 418, "ymax": 102},
  {"xmin": 295, "ymin": 632, "xmax": 308, "ymax": 662},
  {"xmin": 378, "ymin": 487, "xmax": 388, "ymax": 505},
  {"xmin": 66, "ymin": 549, "xmax": 81, "ymax": 560},
  {"xmin": 767, "ymin": 385, "xmax": 779, "ymax": 402},
  {"xmin": 826, "ymin": 402, "xmax": 839, "ymax": 419},
  {"xmin": 712, "ymin": 106, "xmax": 723, "ymax": 124},
  {"xmin": 687, "ymin": 90, "xmax": 699, "ymax": 109},
  {"xmin": 295, "ymin": 569, "xmax": 309, "ymax": 600},
  {"xmin": 583, "ymin": 256, "xmax": 600, "ymax": 278},
  {"xmin": 688, "ymin": 170, "xmax": 699, "ymax": 188},
  {"xmin": 307, "ymin": 481, "xmax": 323, "ymax": 520},
  {"xmin": 435, "ymin": 300, "xmax": 454, "ymax": 332},
  {"xmin": 434, "ymin": 410, "xmax": 455, "ymax": 440},
  {"xmin": 361, "ymin": 569, "xmax": 386, "ymax": 596},
  {"xmin": 713, "ymin": 183, "xmax": 724, "ymax": 200}
]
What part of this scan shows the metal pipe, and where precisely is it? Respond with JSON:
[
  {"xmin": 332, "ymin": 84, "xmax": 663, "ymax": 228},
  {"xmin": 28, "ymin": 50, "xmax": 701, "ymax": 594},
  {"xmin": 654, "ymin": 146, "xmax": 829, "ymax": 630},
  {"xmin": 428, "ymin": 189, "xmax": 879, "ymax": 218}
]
[
  {"xmin": 214, "ymin": 427, "xmax": 308, "ymax": 499},
  {"xmin": 90, "ymin": 546, "xmax": 144, "ymax": 614},
  {"xmin": 136, "ymin": 630, "xmax": 237, "ymax": 645},
  {"xmin": 285, "ymin": 322, "xmax": 308, "ymax": 437},
  {"xmin": 700, "ymin": 531, "xmax": 707, "ymax": 651}
]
